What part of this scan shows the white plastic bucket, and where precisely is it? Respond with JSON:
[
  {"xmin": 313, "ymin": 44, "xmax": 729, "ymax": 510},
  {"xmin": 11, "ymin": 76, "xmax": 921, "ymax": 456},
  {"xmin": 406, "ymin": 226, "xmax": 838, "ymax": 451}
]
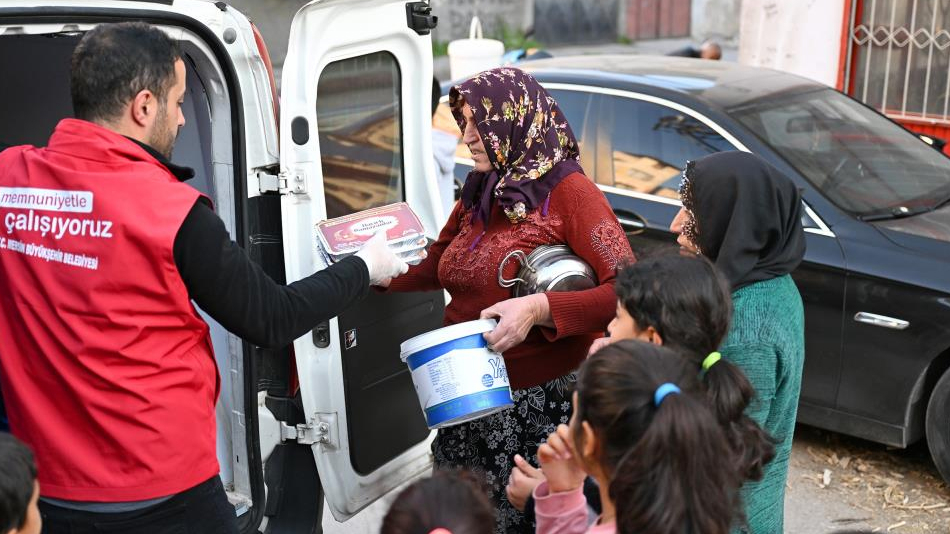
[
  {"xmin": 447, "ymin": 17, "xmax": 505, "ymax": 82},
  {"xmin": 400, "ymin": 319, "xmax": 513, "ymax": 429}
]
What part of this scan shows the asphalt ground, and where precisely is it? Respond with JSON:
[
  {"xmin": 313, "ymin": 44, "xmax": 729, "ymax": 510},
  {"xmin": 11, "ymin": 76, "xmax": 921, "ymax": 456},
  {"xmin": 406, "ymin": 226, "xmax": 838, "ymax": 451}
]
[{"xmin": 321, "ymin": 424, "xmax": 950, "ymax": 533}]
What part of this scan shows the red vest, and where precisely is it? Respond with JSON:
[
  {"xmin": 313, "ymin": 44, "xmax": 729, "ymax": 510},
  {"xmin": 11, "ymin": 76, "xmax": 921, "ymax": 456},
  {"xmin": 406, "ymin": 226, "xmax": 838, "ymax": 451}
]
[{"xmin": 0, "ymin": 119, "xmax": 220, "ymax": 501}]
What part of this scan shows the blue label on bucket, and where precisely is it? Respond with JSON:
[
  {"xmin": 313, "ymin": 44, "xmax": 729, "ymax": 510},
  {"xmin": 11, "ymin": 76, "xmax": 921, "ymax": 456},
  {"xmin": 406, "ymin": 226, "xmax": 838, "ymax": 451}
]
[
  {"xmin": 405, "ymin": 333, "xmax": 487, "ymax": 371},
  {"xmin": 404, "ymin": 330, "xmax": 512, "ymax": 430},
  {"xmin": 425, "ymin": 387, "xmax": 513, "ymax": 427}
]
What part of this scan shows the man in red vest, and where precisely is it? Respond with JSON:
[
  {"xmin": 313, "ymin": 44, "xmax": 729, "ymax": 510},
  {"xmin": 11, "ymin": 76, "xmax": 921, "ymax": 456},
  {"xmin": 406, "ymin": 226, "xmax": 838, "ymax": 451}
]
[{"xmin": 0, "ymin": 22, "xmax": 412, "ymax": 533}]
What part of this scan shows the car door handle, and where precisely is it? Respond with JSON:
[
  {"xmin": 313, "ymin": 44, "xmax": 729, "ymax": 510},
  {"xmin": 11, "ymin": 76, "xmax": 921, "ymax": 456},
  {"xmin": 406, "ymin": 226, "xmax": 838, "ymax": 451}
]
[
  {"xmin": 614, "ymin": 209, "xmax": 647, "ymax": 235},
  {"xmin": 853, "ymin": 312, "xmax": 910, "ymax": 330}
]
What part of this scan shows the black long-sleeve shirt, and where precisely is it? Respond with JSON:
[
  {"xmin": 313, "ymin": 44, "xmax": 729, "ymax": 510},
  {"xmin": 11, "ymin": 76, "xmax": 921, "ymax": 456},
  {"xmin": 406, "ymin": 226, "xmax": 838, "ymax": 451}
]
[
  {"xmin": 173, "ymin": 200, "xmax": 369, "ymax": 348},
  {"xmin": 127, "ymin": 138, "xmax": 369, "ymax": 349}
]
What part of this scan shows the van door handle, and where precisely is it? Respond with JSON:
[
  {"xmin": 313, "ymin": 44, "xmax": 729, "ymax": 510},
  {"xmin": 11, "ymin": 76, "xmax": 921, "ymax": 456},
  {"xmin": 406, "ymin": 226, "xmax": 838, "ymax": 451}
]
[
  {"xmin": 613, "ymin": 209, "xmax": 647, "ymax": 235},
  {"xmin": 312, "ymin": 321, "xmax": 331, "ymax": 348}
]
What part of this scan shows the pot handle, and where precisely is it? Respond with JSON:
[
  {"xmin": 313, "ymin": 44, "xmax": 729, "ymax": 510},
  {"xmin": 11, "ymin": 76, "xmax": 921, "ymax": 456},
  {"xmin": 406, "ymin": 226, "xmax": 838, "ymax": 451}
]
[{"xmin": 498, "ymin": 249, "xmax": 530, "ymax": 288}]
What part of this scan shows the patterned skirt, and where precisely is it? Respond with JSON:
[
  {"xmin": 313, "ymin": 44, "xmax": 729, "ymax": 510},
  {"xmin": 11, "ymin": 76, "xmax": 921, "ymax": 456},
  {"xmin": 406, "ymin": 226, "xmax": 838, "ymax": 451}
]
[{"xmin": 432, "ymin": 372, "xmax": 577, "ymax": 534}]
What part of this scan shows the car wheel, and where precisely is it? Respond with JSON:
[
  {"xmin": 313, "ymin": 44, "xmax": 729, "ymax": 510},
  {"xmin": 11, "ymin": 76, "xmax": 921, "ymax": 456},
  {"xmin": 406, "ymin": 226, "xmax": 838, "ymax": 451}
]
[{"xmin": 926, "ymin": 366, "xmax": 950, "ymax": 484}]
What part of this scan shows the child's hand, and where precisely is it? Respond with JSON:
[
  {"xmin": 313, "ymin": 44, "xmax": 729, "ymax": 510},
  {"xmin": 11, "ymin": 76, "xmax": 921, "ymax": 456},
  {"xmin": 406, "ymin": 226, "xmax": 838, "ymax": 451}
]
[
  {"xmin": 506, "ymin": 454, "xmax": 545, "ymax": 511},
  {"xmin": 537, "ymin": 424, "xmax": 586, "ymax": 493},
  {"xmin": 587, "ymin": 336, "xmax": 614, "ymax": 357}
]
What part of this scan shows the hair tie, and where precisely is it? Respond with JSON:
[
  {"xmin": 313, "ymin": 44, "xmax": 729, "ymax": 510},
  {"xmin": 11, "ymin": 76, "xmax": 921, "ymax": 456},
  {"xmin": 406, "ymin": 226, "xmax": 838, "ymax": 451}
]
[
  {"xmin": 702, "ymin": 352, "xmax": 722, "ymax": 371},
  {"xmin": 653, "ymin": 383, "xmax": 681, "ymax": 407}
]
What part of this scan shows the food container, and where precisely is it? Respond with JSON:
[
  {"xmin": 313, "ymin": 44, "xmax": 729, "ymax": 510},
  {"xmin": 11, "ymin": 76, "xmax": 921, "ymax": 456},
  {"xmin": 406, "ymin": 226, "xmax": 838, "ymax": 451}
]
[
  {"xmin": 315, "ymin": 202, "xmax": 427, "ymax": 264},
  {"xmin": 399, "ymin": 319, "xmax": 513, "ymax": 429},
  {"xmin": 497, "ymin": 245, "xmax": 597, "ymax": 297}
]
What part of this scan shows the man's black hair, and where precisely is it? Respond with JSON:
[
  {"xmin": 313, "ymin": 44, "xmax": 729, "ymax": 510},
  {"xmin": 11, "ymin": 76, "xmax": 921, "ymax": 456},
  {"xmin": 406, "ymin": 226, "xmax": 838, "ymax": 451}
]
[
  {"xmin": 0, "ymin": 433, "xmax": 37, "ymax": 532},
  {"xmin": 71, "ymin": 22, "xmax": 181, "ymax": 123}
]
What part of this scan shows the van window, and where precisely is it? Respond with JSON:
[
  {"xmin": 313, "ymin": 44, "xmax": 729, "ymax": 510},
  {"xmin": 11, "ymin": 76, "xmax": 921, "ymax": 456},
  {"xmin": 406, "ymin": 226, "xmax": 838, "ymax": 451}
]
[
  {"xmin": 316, "ymin": 52, "xmax": 403, "ymax": 218},
  {"xmin": 599, "ymin": 95, "xmax": 733, "ymax": 199}
]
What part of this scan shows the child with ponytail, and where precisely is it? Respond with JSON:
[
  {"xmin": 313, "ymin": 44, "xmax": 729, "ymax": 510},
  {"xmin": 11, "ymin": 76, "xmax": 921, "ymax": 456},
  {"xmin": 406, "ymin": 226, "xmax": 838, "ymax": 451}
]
[
  {"xmin": 533, "ymin": 340, "xmax": 741, "ymax": 534},
  {"xmin": 506, "ymin": 253, "xmax": 773, "ymax": 524},
  {"xmin": 606, "ymin": 252, "xmax": 775, "ymax": 483}
]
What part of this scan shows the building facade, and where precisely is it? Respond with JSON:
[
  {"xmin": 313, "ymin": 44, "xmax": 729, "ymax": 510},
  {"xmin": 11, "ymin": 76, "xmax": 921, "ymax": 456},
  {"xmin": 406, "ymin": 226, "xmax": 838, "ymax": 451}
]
[{"xmin": 740, "ymin": 0, "xmax": 950, "ymax": 151}]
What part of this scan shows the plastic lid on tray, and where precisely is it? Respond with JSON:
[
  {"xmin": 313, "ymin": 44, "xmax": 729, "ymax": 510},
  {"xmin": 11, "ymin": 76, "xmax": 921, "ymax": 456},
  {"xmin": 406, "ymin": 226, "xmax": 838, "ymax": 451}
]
[{"xmin": 315, "ymin": 202, "xmax": 426, "ymax": 256}]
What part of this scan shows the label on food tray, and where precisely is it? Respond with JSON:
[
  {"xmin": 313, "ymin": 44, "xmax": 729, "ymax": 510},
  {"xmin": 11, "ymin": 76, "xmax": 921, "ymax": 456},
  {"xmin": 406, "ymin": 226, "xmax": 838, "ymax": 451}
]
[
  {"xmin": 316, "ymin": 202, "xmax": 425, "ymax": 255},
  {"xmin": 346, "ymin": 215, "xmax": 399, "ymax": 237},
  {"xmin": 411, "ymin": 348, "xmax": 509, "ymax": 411}
]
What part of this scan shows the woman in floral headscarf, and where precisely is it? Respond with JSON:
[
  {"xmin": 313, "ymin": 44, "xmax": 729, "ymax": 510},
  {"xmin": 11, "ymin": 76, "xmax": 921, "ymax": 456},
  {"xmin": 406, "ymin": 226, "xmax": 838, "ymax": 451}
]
[{"xmin": 387, "ymin": 68, "xmax": 632, "ymax": 533}]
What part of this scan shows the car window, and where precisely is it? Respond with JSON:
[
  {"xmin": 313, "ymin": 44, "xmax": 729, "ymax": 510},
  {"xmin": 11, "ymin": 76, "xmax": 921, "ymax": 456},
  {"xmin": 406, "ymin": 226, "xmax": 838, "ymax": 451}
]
[
  {"xmin": 547, "ymin": 89, "xmax": 593, "ymax": 144},
  {"xmin": 802, "ymin": 207, "xmax": 820, "ymax": 230},
  {"xmin": 732, "ymin": 88, "xmax": 950, "ymax": 217},
  {"xmin": 598, "ymin": 95, "xmax": 735, "ymax": 199},
  {"xmin": 316, "ymin": 52, "xmax": 403, "ymax": 218}
]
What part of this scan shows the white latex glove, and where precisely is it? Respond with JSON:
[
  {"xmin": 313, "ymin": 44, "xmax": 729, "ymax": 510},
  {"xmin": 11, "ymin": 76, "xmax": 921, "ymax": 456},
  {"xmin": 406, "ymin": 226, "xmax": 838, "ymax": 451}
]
[{"xmin": 354, "ymin": 231, "xmax": 409, "ymax": 287}]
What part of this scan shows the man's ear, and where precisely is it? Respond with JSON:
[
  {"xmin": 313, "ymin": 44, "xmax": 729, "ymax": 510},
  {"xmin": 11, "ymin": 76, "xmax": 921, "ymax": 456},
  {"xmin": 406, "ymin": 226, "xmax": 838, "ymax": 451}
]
[{"xmin": 130, "ymin": 89, "xmax": 156, "ymax": 128}]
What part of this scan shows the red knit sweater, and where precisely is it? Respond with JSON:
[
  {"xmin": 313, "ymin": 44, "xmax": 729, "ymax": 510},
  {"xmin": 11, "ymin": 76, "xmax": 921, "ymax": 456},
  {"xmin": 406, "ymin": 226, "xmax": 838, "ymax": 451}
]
[{"xmin": 389, "ymin": 172, "xmax": 633, "ymax": 389}]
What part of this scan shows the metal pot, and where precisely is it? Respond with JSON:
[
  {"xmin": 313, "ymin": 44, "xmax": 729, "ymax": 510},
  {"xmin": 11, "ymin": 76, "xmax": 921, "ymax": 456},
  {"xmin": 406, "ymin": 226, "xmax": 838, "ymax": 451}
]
[{"xmin": 497, "ymin": 245, "xmax": 597, "ymax": 297}]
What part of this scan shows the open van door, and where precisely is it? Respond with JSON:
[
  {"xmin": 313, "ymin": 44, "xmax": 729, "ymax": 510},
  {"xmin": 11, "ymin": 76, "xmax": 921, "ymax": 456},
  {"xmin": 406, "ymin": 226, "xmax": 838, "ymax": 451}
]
[{"xmin": 278, "ymin": 0, "xmax": 443, "ymax": 521}]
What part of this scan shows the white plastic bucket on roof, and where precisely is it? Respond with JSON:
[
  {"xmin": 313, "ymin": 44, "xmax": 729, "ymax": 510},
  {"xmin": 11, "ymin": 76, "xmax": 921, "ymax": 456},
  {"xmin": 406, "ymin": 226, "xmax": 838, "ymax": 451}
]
[{"xmin": 447, "ymin": 17, "xmax": 505, "ymax": 81}]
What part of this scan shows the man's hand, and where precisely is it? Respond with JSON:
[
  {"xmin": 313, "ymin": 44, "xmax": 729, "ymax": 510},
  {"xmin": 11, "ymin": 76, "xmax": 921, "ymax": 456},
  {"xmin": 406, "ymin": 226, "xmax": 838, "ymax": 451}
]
[
  {"xmin": 537, "ymin": 424, "xmax": 586, "ymax": 493},
  {"xmin": 506, "ymin": 454, "xmax": 546, "ymax": 511},
  {"xmin": 355, "ymin": 231, "xmax": 410, "ymax": 287},
  {"xmin": 480, "ymin": 294, "xmax": 550, "ymax": 353}
]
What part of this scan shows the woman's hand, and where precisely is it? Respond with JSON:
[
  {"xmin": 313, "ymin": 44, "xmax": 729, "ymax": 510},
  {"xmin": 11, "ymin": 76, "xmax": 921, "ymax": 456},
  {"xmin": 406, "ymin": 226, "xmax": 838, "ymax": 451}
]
[
  {"xmin": 537, "ymin": 424, "xmax": 586, "ymax": 494},
  {"xmin": 587, "ymin": 336, "xmax": 614, "ymax": 357},
  {"xmin": 480, "ymin": 293, "xmax": 552, "ymax": 353},
  {"xmin": 506, "ymin": 454, "xmax": 546, "ymax": 511}
]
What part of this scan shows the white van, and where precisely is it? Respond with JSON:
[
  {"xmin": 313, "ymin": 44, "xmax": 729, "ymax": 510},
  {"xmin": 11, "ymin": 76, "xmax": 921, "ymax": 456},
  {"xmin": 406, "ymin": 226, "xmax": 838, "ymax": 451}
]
[{"xmin": 0, "ymin": 0, "xmax": 443, "ymax": 531}]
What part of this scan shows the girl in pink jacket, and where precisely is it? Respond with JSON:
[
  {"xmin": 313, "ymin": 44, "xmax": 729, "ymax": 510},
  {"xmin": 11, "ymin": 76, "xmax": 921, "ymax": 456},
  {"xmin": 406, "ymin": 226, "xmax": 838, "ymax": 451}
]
[{"xmin": 532, "ymin": 340, "xmax": 742, "ymax": 534}]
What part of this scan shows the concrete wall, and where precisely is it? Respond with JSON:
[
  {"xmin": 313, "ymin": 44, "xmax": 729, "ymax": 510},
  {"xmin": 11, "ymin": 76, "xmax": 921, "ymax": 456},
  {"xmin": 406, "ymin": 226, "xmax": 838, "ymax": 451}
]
[
  {"xmin": 225, "ymin": 0, "xmax": 310, "ymax": 68},
  {"xmin": 691, "ymin": 0, "xmax": 741, "ymax": 44},
  {"xmin": 534, "ymin": 0, "xmax": 619, "ymax": 45},
  {"xmin": 429, "ymin": 0, "xmax": 532, "ymax": 43},
  {"xmin": 225, "ymin": 0, "xmax": 527, "ymax": 67},
  {"xmin": 739, "ymin": 0, "xmax": 846, "ymax": 87}
]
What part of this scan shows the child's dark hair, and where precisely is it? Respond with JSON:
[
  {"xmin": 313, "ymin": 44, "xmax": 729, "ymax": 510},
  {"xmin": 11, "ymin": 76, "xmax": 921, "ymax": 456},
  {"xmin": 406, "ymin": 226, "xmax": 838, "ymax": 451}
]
[
  {"xmin": 578, "ymin": 340, "xmax": 741, "ymax": 534},
  {"xmin": 615, "ymin": 252, "xmax": 775, "ymax": 481},
  {"xmin": 380, "ymin": 469, "xmax": 494, "ymax": 534},
  {"xmin": 0, "ymin": 433, "xmax": 37, "ymax": 532}
]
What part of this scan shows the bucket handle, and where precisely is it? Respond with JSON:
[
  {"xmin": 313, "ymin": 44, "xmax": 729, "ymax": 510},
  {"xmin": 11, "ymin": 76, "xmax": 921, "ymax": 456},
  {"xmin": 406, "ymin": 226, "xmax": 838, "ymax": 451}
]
[
  {"xmin": 469, "ymin": 16, "xmax": 484, "ymax": 40},
  {"xmin": 498, "ymin": 249, "xmax": 533, "ymax": 288}
]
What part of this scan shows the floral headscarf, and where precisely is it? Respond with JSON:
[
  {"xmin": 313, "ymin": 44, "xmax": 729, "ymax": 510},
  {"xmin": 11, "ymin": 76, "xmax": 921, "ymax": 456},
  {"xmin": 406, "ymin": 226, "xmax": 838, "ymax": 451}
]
[{"xmin": 450, "ymin": 68, "xmax": 582, "ymax": 226}]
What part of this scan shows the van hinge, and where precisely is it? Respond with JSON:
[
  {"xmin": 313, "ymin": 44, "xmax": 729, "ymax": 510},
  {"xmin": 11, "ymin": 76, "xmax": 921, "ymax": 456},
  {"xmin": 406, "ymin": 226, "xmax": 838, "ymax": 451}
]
[
  {"xmin": 406, "ymin": 2, "xmax": 438, "ymax": 35},
  {"xmin": 280, "ymin": 421, "xmax": 326, "ymax": 445},
  {"xmin": 280, "ymin": 415, "xmax": 337, "ymax": 447},
  {"xmin": 256, "ymin": 170, "xmax": 287, "ymax": 194},
  {"xmin": 257, "ymin": 170, "xmax": 307, "ymax": 195}
]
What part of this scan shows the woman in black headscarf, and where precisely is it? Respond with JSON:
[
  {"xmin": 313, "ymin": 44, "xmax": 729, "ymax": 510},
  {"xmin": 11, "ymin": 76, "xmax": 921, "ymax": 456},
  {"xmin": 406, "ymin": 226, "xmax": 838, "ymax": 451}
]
[{"xmin": 670, "ymin": 151, "xmax": 805, "ymax": 533}]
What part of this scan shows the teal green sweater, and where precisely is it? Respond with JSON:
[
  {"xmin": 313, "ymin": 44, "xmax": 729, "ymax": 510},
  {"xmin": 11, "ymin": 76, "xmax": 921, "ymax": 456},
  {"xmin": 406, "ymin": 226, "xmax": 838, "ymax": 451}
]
[{"xmin": 721, "ymin": 275, "xmax": 805, "ymax": 534}]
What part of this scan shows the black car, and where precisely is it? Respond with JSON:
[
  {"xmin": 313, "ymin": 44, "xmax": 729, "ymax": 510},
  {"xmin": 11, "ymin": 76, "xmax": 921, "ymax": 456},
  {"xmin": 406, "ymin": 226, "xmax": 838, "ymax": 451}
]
[{"xmin": 446, "ymin": 55, "xmax": 950, "ymax": 483}]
